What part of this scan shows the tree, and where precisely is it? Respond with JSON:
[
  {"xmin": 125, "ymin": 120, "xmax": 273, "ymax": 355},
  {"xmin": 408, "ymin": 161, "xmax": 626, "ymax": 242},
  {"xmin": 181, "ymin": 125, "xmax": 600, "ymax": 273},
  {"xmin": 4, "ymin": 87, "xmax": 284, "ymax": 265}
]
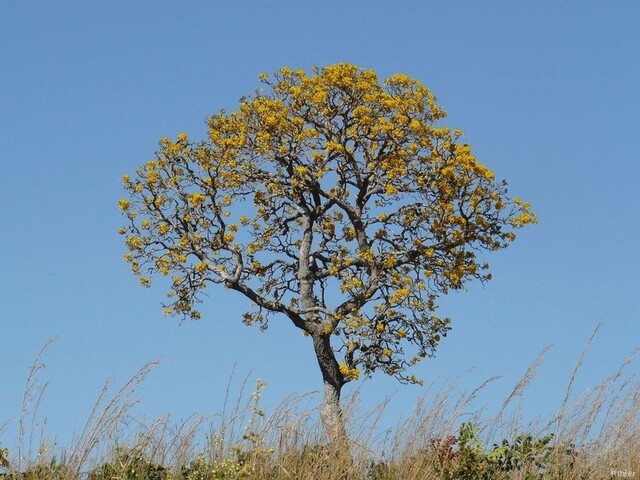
[{"xmin": 118, "ymin": 63, "xmax": 536, "ymax": 445}]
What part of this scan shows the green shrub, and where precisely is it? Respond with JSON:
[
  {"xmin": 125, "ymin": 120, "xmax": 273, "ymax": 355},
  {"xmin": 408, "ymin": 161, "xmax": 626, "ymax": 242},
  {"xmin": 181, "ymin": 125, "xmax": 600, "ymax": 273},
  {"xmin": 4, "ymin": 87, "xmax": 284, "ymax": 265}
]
[
  {"xmin": 366, "ymin": 459, "xmax": 397, "ymax": 480},
  {"xmin": 429, "ymin": 423, "xmax": 554, "ymax": 480},
  {"xmin": 179, "ymin": 450, "xmax": 251, "ymax": 480},
  {"xmin": 88, "ymin": 447, "xmax": 168, "ymax": 480},
  {"xmin": 0, "ymin": 458, "xmax": 64, "ymax": 480}
]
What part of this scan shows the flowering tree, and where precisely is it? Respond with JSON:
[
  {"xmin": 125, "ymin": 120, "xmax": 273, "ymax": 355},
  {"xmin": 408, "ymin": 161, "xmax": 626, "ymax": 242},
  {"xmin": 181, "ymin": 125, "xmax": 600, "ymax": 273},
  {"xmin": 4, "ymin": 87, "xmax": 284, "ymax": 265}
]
[{"xmin": 119, "ymin": 64, "xmax": 536, "ymax": 444}]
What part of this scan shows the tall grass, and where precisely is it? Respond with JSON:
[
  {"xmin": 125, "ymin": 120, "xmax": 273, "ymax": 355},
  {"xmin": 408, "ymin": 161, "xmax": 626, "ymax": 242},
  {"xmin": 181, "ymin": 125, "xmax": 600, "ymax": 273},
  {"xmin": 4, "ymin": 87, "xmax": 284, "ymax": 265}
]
[{"xmin": 1, "ymin": 329, "xmax": 638, "ymax": 479}]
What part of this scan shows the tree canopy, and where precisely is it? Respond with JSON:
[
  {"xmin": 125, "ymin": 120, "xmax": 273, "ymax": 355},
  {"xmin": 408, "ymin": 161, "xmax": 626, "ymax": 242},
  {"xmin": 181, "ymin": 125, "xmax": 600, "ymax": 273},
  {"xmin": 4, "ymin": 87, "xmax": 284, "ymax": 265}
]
[{"xmin": 119, "ymin": 63, "xmax": 535, "ymax": 441}]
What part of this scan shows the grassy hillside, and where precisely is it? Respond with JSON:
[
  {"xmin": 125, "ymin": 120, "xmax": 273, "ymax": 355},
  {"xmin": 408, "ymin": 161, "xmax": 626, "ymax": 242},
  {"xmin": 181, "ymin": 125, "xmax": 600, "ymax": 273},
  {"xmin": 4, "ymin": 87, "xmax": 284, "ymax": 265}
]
[{"xmin": 2, "ymin": 335, "xmax": 638, "ymax": 480}]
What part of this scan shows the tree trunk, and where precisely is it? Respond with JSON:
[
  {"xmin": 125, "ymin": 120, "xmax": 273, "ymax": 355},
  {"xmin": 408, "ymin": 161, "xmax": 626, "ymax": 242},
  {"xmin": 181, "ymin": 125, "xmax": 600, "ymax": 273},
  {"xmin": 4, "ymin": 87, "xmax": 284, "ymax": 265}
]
[
  {"xmin": 321, "ymin": 378, "xmax": 348, "ymax": 446},
  {"xmin": 312, "ymin": 334, "xmax": 349, "ymax": 447}
]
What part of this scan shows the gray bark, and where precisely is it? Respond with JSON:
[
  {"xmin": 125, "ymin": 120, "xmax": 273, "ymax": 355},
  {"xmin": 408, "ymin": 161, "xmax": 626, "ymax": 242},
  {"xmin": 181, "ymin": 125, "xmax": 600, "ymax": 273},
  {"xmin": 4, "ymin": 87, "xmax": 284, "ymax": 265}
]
[
  {"xmin": 298, "ymin": 209, "xmax": 350, "ymax": 445},
  {"xmin": 313, "ymin": 334, "xmax": 349, "ymax": 445}
]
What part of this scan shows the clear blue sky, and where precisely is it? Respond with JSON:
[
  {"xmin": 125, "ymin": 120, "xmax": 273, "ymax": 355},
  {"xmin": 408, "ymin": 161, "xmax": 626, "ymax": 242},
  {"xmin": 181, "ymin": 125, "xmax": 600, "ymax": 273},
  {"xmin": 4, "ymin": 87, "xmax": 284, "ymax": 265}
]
[{"xmin": 2, "ymin": 1, "xmax": 639, "ymax": 449}]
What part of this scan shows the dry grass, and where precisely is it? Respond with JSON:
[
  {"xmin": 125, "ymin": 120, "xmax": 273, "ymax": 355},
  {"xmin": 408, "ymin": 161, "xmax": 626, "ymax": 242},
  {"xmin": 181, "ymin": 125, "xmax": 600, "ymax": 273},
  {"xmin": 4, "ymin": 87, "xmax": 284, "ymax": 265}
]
[{"xmin": 1, "ymin": 329, "xmax": 638, "ymax": 479}]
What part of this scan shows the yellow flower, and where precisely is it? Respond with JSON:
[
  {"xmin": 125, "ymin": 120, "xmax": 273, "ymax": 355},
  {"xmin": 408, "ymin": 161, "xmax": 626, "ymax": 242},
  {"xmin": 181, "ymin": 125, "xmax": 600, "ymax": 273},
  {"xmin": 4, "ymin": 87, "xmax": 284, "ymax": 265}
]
[
  {"xmin": 385, "ymin": 184, "xmax": 398, "ymax": 195},
  {"xmin": 340, "ymin": 277, "xmax": 363, "ymax": 292},
  {"xmin": 390, "ymin": 288, "xmax": 410, "ymax": 303},
  {"xmin": 251, "ymin": 261, "xmax": 262, "ymax": 270},
  {"xmin": 126, "ymin": 236, "xmax": 143, "ymax": 250},
  {"xmin": 441, "ymin": 166, "xmax": 455, "ymax": 177},
  {"xmin": 339, "ymin": 363, "xmax": 360, "ymax": 381},
  {"xmin": 195, "ymin": 262, "xmax": 208, "ymax": 273},
  {"xmin": 188, "ymin": 193, "xmax": 206, "ymax": 207},
  {"xmin": 384, "ymin": 254, "xmax": 397, "ymax": 268},
  {"xmin": 146, "ymin": 171, "xmax": 159, "ymax": 184},
  {"xmin": 118, "ymin": 199, "xmax": 130, "ymax": 211},
  {"xmin": 358, "ymin": 248, "xmax": 375, "ymax": 263},
  {"xmin": 325, "ymin": 141, "xmax": 343, "ymax": 152}
]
